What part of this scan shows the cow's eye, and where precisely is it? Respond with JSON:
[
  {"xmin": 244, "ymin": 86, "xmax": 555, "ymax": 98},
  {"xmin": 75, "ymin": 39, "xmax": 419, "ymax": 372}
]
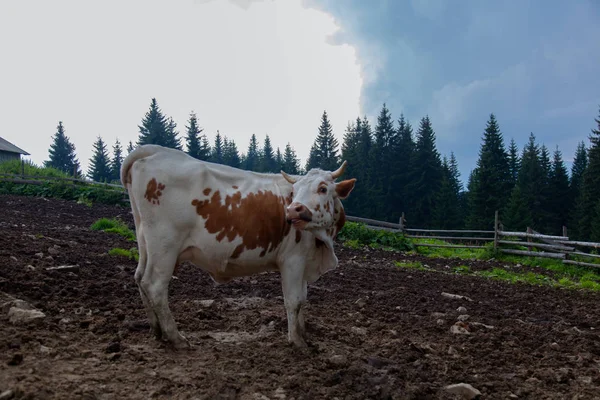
[{"xmin": 318, "ymin": 187, "xmax": 327, "ymax": 194}]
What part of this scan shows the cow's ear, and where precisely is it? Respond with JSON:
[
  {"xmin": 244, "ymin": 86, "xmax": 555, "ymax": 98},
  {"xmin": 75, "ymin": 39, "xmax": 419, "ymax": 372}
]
[{"xmin": 335, "ymin": 178, "xmax": 356, "ymax": 199}]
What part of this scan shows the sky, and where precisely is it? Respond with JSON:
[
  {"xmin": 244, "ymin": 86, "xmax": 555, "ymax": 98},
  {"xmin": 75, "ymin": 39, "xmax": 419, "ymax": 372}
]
[{"xmin": 1, "ymin": 0, "xmax": 599, "ymax": 185}]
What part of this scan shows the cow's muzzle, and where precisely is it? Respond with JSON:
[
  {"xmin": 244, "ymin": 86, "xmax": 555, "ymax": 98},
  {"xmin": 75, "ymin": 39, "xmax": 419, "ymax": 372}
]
[{"xmin": 286, "ymin": 202, "xmax": 313, "ymax": 227}]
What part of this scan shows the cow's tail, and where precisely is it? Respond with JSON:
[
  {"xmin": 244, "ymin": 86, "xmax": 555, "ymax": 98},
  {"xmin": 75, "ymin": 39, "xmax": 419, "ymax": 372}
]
[{"xmin": 120, "ymin": 144, "xmax": 166, "ymax": 188}]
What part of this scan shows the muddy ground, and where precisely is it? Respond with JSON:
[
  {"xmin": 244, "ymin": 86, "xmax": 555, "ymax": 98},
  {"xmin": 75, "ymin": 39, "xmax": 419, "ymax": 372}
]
[{"xmin": 1, "ymin": 194, "xmax": 600, "ymax": 399}]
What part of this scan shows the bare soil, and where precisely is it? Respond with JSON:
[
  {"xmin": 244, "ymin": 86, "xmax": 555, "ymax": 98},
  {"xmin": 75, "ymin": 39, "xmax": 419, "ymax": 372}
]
[{"xmin": 1, "ymin": 194, "xmax": 600, "ymax": 399}]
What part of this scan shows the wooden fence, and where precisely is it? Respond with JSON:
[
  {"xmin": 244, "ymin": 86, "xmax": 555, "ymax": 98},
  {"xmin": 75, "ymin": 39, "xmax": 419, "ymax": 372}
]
[
  {"xmin": 346, "ymin": 211, "xmax": 600, "ymax": 269},
  {"xmin": 2, "ymin": 174, "xmax": 599, "ymax": 268}
]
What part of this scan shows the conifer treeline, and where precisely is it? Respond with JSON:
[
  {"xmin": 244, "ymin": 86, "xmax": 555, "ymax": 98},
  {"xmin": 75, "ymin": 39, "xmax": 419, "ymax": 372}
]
[{"xmin": 43, "ymin": 98, "xmax": 600, "ymax": 241}]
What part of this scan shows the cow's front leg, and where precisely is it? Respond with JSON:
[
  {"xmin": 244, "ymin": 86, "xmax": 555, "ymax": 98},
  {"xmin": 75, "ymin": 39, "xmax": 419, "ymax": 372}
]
[
  {"xmin": 280, "ymin": 261, "xmax": 307, "ymax": 348},
  {"xmin": 297, "ymin": 279, "xmax": 307, "ymax": 336}
]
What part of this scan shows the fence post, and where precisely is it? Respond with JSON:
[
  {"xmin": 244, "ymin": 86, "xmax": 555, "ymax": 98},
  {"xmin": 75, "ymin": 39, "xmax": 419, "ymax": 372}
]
[
  {"xmin": 526, "ymin": 227, "xmax": 533, "ymax": 251},
  {"xmin": 399, "ymin": 212, "xmax": 405, "ymax": 233},
  {"xmin": 493, "ymin": 210, "xmax": 499, "ymax": 251},
  {"xmin": 21, "ymin": 159, "xmax": 25, "ymax": 178},
  {"xmin": 562, "ymin": 226, "xmax": 568, "ymax": 238}
]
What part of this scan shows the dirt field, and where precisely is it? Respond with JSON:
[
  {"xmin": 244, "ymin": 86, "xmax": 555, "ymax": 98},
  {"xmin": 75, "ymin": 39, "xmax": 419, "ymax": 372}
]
[{"xmin": 1, "ymin": 194, "xmax": 600, "ymax": 399}]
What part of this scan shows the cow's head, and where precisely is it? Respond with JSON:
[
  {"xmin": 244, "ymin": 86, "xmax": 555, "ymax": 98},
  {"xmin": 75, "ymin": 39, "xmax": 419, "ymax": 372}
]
[{"xmin": 281, "ymin": 161, "xmax": 356, "ymax": 232}]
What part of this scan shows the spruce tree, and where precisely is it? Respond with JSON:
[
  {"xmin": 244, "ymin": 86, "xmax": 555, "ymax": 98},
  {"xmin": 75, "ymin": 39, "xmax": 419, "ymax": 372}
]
[
  {"xmin": 388, "ymin": 114, "xmax": 414, "ymax": 222},
  {"xmin": 340, "ymin": 120, "xmax": 361, "ymax": 214},
  {"xmin": 579, "ymin": 107, "xmax": 600, "ymax": 240},
  {"xmin": 568, "ymin": 141, "xmax": 588, "ymax": 238},
  {"xmin": 468, "ymin": 113, "xmax": 511, "ymax": 229},
  {"xmin": 368, "ymin": 104, "xmax": 395, "ymax": 220},
  {"xmin": 211, "ymin": 131, "xmax": 224, "ymax": 164},
  {"xmin": 547, "ymin": 147, "xmax": 570, "ymax": 235},
  {"xmin": 260, "ymin": 135, "xmax": 277, "ymax": 172},
  {"xmin": 137, "ymin": 98, "xmax": 169, "ymax": 147},
  {"xmin": 503, "ymin": 185, "xmax": 532, "ymax": 231},
  {"xmin": 508, "ymin": 138, "xmax": 520, "ymax": 186},
  {"xmin": 87, "ymin": 136, "xmax": 112, "ymax": 182},
  {"xmin": 44, "ymin": 121, "xmax": 81, "ymax": 176},
  {"xmin": 282, "ymin": 143, "xmax": 300, "ymax": 175},
  {"xmin": 165, "ymin": 117, "xmax": 183, "ymax": 150},
  {"xmin": 275, "ymin": 147, "xmax": 283, "ymax": 172},
  {"xmin": 305, "ymin": 110, "xmax": 339, "ymax": 171},
  {"xmin": 244, "ymin": 134, "xmax": 260, "ymax": 171},
  {"xmin": 406, "ymin": 116, "xmax": 443, "ymax": 228},
  {"xmin": 432, "ymin": 153, "xmax": 462, "ymax": 229},
  {"xmin": 222, "ymin": 137, "xmax": 241, "ymax": 168},
  {"xmin": 198, "ymin": 135, "xmax": 211, "ymax": 161},
  {"xmin": 111, "ymin": 139, "xmax": 124, "ymax": 182},
  {"xmin": 185, "ymin": 112, "xmax": 203, "ymax": 159},
  {"xmin": 355, "ymin": 116, "xmax": 374, "ymax": 217},
  {"xmin": 127, "ymin": 141, "xmax": 135, "ymax": 154}
]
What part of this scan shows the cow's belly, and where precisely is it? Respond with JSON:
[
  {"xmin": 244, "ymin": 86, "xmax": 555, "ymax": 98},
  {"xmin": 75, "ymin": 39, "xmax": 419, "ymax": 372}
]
[{"xmin": 177, "ymin": 243, "xmax": 280, "ymax": 283}]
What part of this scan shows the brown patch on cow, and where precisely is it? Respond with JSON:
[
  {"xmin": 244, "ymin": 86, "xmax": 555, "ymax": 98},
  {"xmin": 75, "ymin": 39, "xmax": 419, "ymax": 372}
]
[
  {"xmin": 232, "ymin": 185, "xmax": 239, "ymax": 189},
  {"xmin": 203, "ymin": 188, "xmax": 212, "ymax": 196},
  {"xmin": 324, "ymin": 201, "xmax": 331, "ymax": 212},
  {"xmin": 315, "ymin": 204, "xmax": 320, "ymax": 211},
  {"xmin": 144, "ymin": 178, "xmax": 166, "ymax": 205},
  {"xmin": 295, "ymin": 229, "xmax": 302, "ymax": 243},
  {"xmin": 285, "ymin": 192, "xmax": 293, "ymax": 206},
  {"xmin": 191, "ymin": 189, "xmax": 292, "ymax": 258}
]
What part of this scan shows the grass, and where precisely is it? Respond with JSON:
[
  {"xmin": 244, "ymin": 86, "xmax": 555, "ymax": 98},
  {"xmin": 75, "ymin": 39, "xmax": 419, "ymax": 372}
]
[
  {"xmin": 338, "ymin": 222, "xmax": 414, "ymax": 252},
  {"xmin": 108, "ymin": 247, "xmax": 139, "ymax": 261},
  {"xmin": 90, "ymin": 218, "xmax": 136, "ymax": 241},
  {"xmin": 394, "ymin": 261, "xmax": 430, "ymax": 271},
  {"xmin": 408, "ymin": 237, "xmax": 489, "ymax": 260},
  {"xmin": 0, "ymin": 159, "xmax": 69, "ymax": 178}
]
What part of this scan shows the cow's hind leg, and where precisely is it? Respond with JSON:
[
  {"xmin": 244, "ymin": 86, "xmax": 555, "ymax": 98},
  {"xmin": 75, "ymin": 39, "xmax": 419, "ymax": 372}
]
[
  {"xmin": 133, "ymin": 225, "xmax": 161, "ymax": 339},
  {"xmin": 140, "ymin": 238, "xmax": 190, "ymax": 349},
  {"xmin": 280, "ymin": 260, "xmax": 308, "ymax": 348}
]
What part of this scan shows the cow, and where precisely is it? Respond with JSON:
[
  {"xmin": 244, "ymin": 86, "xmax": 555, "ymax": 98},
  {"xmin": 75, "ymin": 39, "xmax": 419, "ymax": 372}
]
[{"xmin": 120, "ymin": 144, "xmax": 356, "ymax": 349}]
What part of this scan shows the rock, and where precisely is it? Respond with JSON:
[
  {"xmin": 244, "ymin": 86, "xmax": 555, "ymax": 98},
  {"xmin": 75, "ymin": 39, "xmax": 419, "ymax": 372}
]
[
  {"xmin": 508, "ymin": 394, "xmax": 518, "ymax": 399},
  {"xmin": 351, "ymin": 326, "xmax": 367, "ymax": 335},
  {"xmin": 450, "ymin": 322, "xmax": 470, "ymax": 335},
  {"xmin": 273, "ymin": 387, "xmax": 286, "ymax": 400},
  {"xmin": 0, "ymin": 390, "xmax": 15, "ymax": 400},
  {"xmin": 8, "ymin": 307, "xmax": 45, "ymax": 325},
  {"xmin": 2, "ymin": 299, "xmax": 33, "ymax": 314},
  {"xmin": 526, "ymin": 377, "xmax": 541, "ymax": 384},
  {"xmin": 457, "ymin": 314, "xmax": 470, "ymax": 321},
  {"xmin": 10, "ymin": 256, "xmax": 17, "ymax": 262},
  {"xmin": 7, "ymin": 353, "xmax": 23, "ymax": 366},
  {"xmin": 457, "ymin": 306, "xmax": 468, "ymax": 313},
  {"xmin": 40, "ymin": 345, "xmax": 51, "ymax": 354},
  {"xmin": 196, "ymin": 299, "xmax": 215, "ymax": 308},
  {"xmin": 328, "ymin": 354, "xmax": 348, "ymax": 366},
  {"xmin": 431, "ymin": 312, "xmax": 446, "ymax": 319},
  {"xmin": 106, "ymin": 342, "xmax": 121, "ymax": 353},
  {"xmin": 107, "ymin": 352, "xmax": 121, "ymax": 361},
  {"xmin": 48, "ymin": 246, "xmax": 60, "ymax": 255},
  {"xmin": 366, "ymin": 356, "xmax": 390, "ymax": 369},
  {"xmin": 35, "ymin": 252, "xmax": 44, "ymax": 258},
  {"xmin": 441, "ymin": 292, "xmax": 473, "ymax": 302},
  {"xmin": 550, "ymin": 342, "xmax": 560, "ymax": 350},
  {"xmin": 448, "ymin": 346, "xmax": 459, "ymax": 357},
  {"xmin": 46, "ymin": 265, "xmax": 79, "ymax": 273},
  {"xmin": 25, "ymin": 265, "xmax": 35, "ymax": 271},
  {"xmin": 437, "ymin": 319, "xmax": 445, "ymax": 325},
  {"xmin": 444, "ymin": 383, "xmax": 481, "ymax": 399},
  {"xmin": 354, "ymin": 298, "xmax": 366, "ymax": 308},
  {"xmin": 470, "ymin": 322, "xmax": 494, "ymax": 330}
]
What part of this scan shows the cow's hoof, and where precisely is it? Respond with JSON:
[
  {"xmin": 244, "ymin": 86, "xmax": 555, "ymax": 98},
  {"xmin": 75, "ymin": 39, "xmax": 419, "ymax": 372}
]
[
  {"xmin": 171, "ymin": 335, "xmax": 192, "ymax": 350},
  {"xmin": 290, "ymin": 336, "xmax": 308, "ymax": 349}
]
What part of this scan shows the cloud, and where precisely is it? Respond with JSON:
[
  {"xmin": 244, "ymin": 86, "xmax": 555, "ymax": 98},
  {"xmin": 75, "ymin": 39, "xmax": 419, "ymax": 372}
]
[
  {"xmin": 303, "ymin": 0, "xmax": 600, "ymax": 182},
  {"xmin": 0, "ymin": 0, "xmax": 362, "ymax": 174}
]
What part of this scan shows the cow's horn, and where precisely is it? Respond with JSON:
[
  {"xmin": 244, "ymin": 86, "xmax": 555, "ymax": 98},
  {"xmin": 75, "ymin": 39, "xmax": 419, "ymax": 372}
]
[
  {"xmin": 281, "ymin": 170, "xmax": 297, "ymax": 184},
  {"xmin": 331, "ymin": 160, "xmax": 348, "ymax": 179}
]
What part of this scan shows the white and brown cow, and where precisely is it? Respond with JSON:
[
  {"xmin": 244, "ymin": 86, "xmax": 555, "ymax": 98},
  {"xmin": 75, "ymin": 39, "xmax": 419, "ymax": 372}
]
[{"xmin": 120, "ymin": 144, "xmax": 356, "ymax": 348}]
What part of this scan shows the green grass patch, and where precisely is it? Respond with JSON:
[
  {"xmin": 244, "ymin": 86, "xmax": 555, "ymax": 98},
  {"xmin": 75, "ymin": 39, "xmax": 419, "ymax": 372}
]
[
  {"xmin": 0, "ymin": 159, "xmax": 70, "ymax": 178},
  {"xmin": 394, "ymin": 260, "xmax": 430, "ymax": 271},
  {"xmin": 90, "ymin": 218, "xmax": 136, "ymax": 241},
  {"xmin": 477, "ymin": 267, "xmax": 553, "ymax": 286},
  {"xmin": 338, "ymin": 222, "xmax": 414, "ymax": 252},
  {"xmin": 108, "ymin": 247, "xmax": 139, "ymax": 261},
  {"xmin": 408, "ymin": 237, "xmax": 488, "ymax": 260},
  {"xmin": 0, "ymin": 180, "xmax": 127, "ymax": 206}
]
